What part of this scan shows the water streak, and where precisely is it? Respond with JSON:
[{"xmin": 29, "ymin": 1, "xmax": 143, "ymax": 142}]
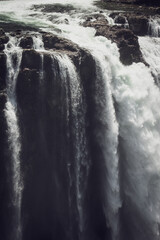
[{"xmin": 4, "ymin": 36, "xmax": 23, "ymax": 240}]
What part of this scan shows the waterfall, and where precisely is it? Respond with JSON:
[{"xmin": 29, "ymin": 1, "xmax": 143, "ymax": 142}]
[
  {"xmin": 148, "ymin": 18, "xmax": 160, "ymax": 37},
  {"xmin": 1, "ymin": 1, "xmax": 160, "ymax": 240},
  {"xmin": 111, "ymin": 61, "xmax": 160, "ymax": 240},
  {"xmin": 90, "ymin": 50, "xmax": 121, "ymax": 240},
  {"xmin": 139, "ymin": 37, "xmax": 160, "ymax": 86},
  {"xmin": 4, "ymin": 36, "xmax": 23, "ymax": 240},
  {"xmin": 53, "ymin": 54, "xmax": 90, "ymax": 238}
]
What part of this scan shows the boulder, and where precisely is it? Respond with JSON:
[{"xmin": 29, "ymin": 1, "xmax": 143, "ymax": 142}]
[
  {"xmin": 19, "ymin": 36, "xmax": 33, "ymax": 49},
  {"xmin": 0, "ymin": 29, "xmax": 9, "ymax": 51},
  {"xmin": 128, "ymin": 15, "xmax": 149, "ymax": 36},
  {"xmin": 0, "ymin": 28, "xmax": 5, "ymax": 36},
  {"xmin": 42, "ymin": 33, "xmax": 78, "ymax": 52},
  {"xmin": 42, "ymin": 33, "xmax": 82, "ymax": 65},
  {"xmin": 114, "ymin": 28, "xmax": 143, "ymax": 65},
  {"xmin": 110, "ymin": 12, "xmax": 149, "ymax": 36},
  {"xmin": 115, "ymin": 15, "xmax": 126, "ymax": 24},
  {"xmin": 83, "ymin": 14, "xmax": 109, "ymax": 29}
]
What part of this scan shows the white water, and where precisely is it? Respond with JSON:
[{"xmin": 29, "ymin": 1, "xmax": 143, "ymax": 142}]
[
  {"xmin": 139, "ymin": 36, "xmax": 160, "ymax": 87},
  {"xmin": 111, "ymin": 61, "xmax": 160, "ymax": 239},
  {"xmin": 148, "ymin": 18, "xmax": 160, "ymax": 37},
  {"xmin": 54, "ymin": 53, "xmax": 89, "ymax": 236},
  {"xmin": 94, "ymin": 53, "xmax": 121, "ymax": 240},
  {"xmin": 1, "ymin": 0, "xmax": 160, "ymax": 239},
  {"xmin": 4, "ymin": 36, "xmax": 23, "ymax": 240}
]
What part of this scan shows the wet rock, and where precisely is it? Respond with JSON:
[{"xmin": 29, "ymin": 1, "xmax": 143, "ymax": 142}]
[
  {"xmin": 32, "ymin": 3, "xmax": 74, "ymax": 13},
  {"xmin": 84, "ymin": 16, "xmax": 143, "ymax": 65},
  {"xmin": 114, "ymin": 28, "xmax": 143, "ymax": 64},
  {"xmin": 0, "ymin": 92, "xmax": 7, "ymax": 112},
  {"xmin": 42, "ymin": 33, "xmax": 79, "ymax": 52},
  {"xmin": 115, "ymin": 15, "xmax": 126, "ymax": 24},
  {"xmin": 0, "ymin": 28, "xmax": 5, "ymax": 36},
  {"xmin": 110, "ymin": 12, "xmax": 149, "ymax": 36},
  {"xmin": 0, "ymin": 35, "xmax": 9, "ymax": 44},
  {"xmin": 0, "ymin": 29, "xmax": 9, "ymax": 52},
  {"xmin": 19, "ymin": 36, "xmax": 34, "ymax": 49},
  {"xmin": 83, "ymin": 14, "xmax": 108, "ymax": 28},
  {"xmin": 0, "ymin": 53, "xmax": 7, "ymax": 90},
  {"xmin": 103, "ymin": 0, "xmax": 159, "ymax": 5},
  {"xmin": 21, "ymin": 50, "xmax": 41, "ymax": 70},
  {"xmin": 0, "ymin": 30, "xmax": 9, "ymax": 50},
  {"xmin": 128, "ymin": 15, "xmax": 148, "ymax": 36},
  {"xmin": 17, "ymin": 68, "xmax": 40, "ymax": 110},
  {"xmin": 0, "ymin": 44, "xmax": 5, "ymax": 51},
  {"xmin": 156, "ymin": 8, "xmax": 160, "ymax": 14}
]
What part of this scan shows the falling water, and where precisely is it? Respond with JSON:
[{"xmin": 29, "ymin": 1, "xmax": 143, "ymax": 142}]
[
  {"xmin": 0, "ymin": 1, "xmax": 160, "ymax": 240},
  {"xmin": 139, "ymin": 36, "xmax": 160, "ymax": 86},
  {"xmin": 53, "ymin": 54, "xmax": 90, "ymax": 237},
  {"xmin": 4, "ymin": 36, "xmax": 23, "ymax": 240},
  {"xmin": 111, "ymin": 61, "xmax": 160, "ymax": 240},
  {"xmin": 148, "ymin": 18, "xmax": 160, "ymax": 37},
  {"xmin": 91, "ymin": 50, "xmax": 121, "ymax": 240}
]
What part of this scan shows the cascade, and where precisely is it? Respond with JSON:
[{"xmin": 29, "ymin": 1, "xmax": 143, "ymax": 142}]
[
  {"xmin": 4, "ymin": 36, "xmax": 23, "ymax": 240},
  {"xmin": 0, "ymin": 1, "xmax": 160, "ymax": 240},
  {"xmin": 54, "ymin": 54, "xmax": 90, "ymax": 237},
  {"xmin": 92, "ymin": 52, "xmax": 121, "ymax": 240},
  {"xmin": 148, "ymin": 18, "xmax": 160, "ymax": 37}
]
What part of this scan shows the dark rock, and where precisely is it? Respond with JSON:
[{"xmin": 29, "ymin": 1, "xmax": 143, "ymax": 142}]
[
  {"xmin": 19, "ymin": 36, "xmax": 34, "ymax": 49},
  {"xmin": 115, "ymin": 15, "xmax": 126, "ymax": 24},
  {"xmin": 0, "ymin": 44, "xmax": 5, "ymax": 51},
  {"xmin": 128, "ymin": 15, "xmax": 149, "ymax": 36},
  {"xmin": 16, "ymin": 29, "xmax": 22, "ymax": 35},
  {"xmin": 32, "ymin": 3, "xmax": 74, "ymax": 13},
  {"xmin": 102, "ymin": 0, "xmax": 159, "ymax": 5},
  {"xmin": 112, "ymin": 28, "xmax": 144, "ymax": 65},
  {"xmin": 42, "ymin": 33, "xmax": 78, "ymax": 52},
  {"xmin": 0, "ymin": 53, "xmax": 7, "ymax": 90},
  {"xmin": 0, "ymin": 92, "xmax": 7, "ymax": 111},
  {"xmin": 0, "ymin": 29, "xmax": 9, "ymax": 51},
  {"xmin": 0, "ymin": 28, "xmax": 5, "ymax": 36},
  {"xmin": 109, "ymin": 12, "xmax": 120, "ymax": 19},
  {"xmin": 156, "ymin": 8, "xmax": 160, "ymax": 14},
  {"xmin": 110, "ymin": 12, "xmax": 149, "ymax": 36},
  {"xmin": 21, "ymin": 50, "xmax": 41, "ymax": 70},
  {"xmin": 84, "ymin": 16, "xmax": 144, "ymax": 65},
  {"xmin": 83, "ymin": 14, "xmax": 108, "ymax": 28},
  {"xmin": 17, "ymin": 68, "xmax": 40, "ymax": 110},
  {"xmin": 0, "ymin": 35, "xmax": 9, "ymax": 45}
]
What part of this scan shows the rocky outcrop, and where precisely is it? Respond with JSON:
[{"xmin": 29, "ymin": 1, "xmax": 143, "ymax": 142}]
[
  {"xmin": 42, "ymin": 33, "xmax": 79, "ymax": 52},
  {"xmin": 32, "ymin": 3, "xmax": 74, "ymax": 13},
  {"xmin": 0, "ymin": 28, "xmax": 9, "ymax": 51},
  {"xmin": 84, "ymin": 16, "xmax": 144, "ymax": 65},
  {"xmin": 42, "ymin": 33, "xmax": 83, "ymax": 65},
  {"xmin": 109, "ymin": 13, "xmax": 149, "ymax": 36},
  {"xmin": 20, "ymin": 35, "xmax": 33, "ymax": 49},
  {"xmin": 127, "ymin": 15, "xmax": 148, "ymax": 35}
]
